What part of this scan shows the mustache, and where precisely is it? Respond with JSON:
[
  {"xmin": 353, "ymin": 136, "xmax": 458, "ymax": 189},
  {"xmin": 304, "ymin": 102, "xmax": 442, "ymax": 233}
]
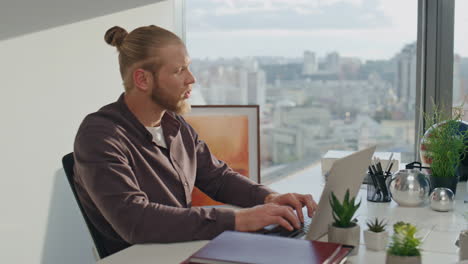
[{"xmin": 182, "ymin": 89, "xmax": 192, "ymax": 96}]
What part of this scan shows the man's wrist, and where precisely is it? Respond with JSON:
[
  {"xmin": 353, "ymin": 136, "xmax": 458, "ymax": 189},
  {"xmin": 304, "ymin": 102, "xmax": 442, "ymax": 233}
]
[
  {"xmin": 234, "ymin": 209, "xmax": 248, "ymax": 231},
  {"xmin": 264, "ymin": 192, "xmax": 279, "ymax": 204}
]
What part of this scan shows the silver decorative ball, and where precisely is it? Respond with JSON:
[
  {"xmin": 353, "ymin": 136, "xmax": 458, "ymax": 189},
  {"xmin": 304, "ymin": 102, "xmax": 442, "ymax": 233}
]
[
  {"xmin": 430, "ymin": 187, "xmax": 454, "ymax": 212},
  {"xmin": 389, "ymin": 169, "xmax": 430, "ymax": 207}
]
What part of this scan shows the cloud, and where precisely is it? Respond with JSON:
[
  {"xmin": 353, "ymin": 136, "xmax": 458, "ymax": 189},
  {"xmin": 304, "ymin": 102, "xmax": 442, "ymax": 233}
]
[
  {"xmin": 187, "ymin": 27, "xmax": 416, "ymax": 60},
  {"xmin": 186, "ymin": 0, "xmax": 421, "ymax": 59},
  {"xmin": 187, "ymin": 0, "xmax": 391, "ymax": 31}
]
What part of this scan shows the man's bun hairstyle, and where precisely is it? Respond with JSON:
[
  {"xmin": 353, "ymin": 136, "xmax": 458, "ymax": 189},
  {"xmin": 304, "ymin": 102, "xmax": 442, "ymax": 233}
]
[{"xmin": 104, "ymin": 26, "xmax": 128, "ymax": 49}]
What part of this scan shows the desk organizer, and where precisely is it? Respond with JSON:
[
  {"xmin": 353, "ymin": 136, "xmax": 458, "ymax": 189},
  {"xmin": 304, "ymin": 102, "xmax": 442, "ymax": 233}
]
[{"xmin": 367, "ymin": 172, "xmax": 392, "ymax": 203}]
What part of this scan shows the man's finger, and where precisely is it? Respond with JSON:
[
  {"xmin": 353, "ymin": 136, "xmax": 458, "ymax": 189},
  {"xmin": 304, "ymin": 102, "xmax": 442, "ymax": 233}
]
[
  {"xmin": 289, "ymin": 194, "xmax": 304, "ymax": 223},
  {"xmin": 274, "ymin": 216, "xmax": 294, "ymax": 231},
  {"xmin": 282, "ymin": 206, "xmax": 301, "ymax": 229},
  {"xmin": 301, "ymin": 194, "xmax": 317, "ymax": 218}
]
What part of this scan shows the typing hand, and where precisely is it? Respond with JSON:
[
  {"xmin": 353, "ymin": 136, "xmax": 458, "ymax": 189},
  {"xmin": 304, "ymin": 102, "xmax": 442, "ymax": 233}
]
[
  {"xmin": 234, "ymin": 204, "xmax": 301, "ymax": 232},
  {"xmin": 264, "ymin": 193, "xmax": 318, "ymax": 223}
]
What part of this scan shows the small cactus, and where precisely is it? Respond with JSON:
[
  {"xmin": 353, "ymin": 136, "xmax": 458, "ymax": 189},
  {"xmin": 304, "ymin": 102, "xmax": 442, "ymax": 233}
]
[{"xmin": 366, "ymin": 217, "xmax": 387, "ymax": 233}]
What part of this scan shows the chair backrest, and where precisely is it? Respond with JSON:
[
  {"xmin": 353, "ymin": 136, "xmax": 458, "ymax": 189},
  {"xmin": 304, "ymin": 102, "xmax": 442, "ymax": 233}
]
[{"xmin": 62, "ymin": 152, "xmax": 110, "ymax": 259}]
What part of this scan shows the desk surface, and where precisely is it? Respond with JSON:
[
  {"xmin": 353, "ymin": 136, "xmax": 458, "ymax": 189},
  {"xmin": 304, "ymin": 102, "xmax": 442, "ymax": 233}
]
[{"xmin": 98, "ymin": 165, "xmax": 468, "ymax": 264}]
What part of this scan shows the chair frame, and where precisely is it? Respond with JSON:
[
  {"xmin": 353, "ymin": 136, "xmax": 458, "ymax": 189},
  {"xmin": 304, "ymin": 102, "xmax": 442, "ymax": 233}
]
[{"xmin": 62, "ymin": 152, "xmax": 110, "ymax": 259}]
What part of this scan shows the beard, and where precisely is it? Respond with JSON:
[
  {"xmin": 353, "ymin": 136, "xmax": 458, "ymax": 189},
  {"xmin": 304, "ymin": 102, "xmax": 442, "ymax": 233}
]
[{"xmin": 150, "ymin": 81, "xmax": 191, "ymax": 115}]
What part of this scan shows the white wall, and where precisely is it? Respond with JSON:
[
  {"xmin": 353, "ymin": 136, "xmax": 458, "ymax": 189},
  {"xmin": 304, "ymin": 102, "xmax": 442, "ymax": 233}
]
[{"xmin": 0, "ymin": 1, "xmax": 177, "ymax": 263}]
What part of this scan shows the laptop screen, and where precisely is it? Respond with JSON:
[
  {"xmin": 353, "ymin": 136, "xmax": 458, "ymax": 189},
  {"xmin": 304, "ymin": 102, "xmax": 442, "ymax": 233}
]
[{"xmin": 305, "ymin": 145, "xmax": 376, "ymax": 240}]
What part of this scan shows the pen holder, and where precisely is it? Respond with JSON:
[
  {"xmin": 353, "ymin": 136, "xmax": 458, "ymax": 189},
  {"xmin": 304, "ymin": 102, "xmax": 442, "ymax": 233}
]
[{"xmin": 367, "ymin": 172, "xmax": 392, "ymax": 203}]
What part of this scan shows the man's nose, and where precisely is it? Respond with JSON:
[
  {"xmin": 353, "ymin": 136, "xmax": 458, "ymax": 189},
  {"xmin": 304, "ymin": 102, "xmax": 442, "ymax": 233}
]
[{"xmin": 187, "ymin": 70, "xmax": 196, "ymax": 85}]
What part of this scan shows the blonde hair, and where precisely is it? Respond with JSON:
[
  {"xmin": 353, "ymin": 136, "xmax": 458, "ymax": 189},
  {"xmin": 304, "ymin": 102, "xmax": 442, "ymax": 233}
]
[{"xmin": 104, "ymin": 25, "xmax": 183, "ymax": 91}]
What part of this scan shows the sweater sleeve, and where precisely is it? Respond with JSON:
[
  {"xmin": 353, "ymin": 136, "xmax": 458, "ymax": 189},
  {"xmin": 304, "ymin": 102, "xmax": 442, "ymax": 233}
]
[{"xmin": 74, "ymin": 126, "xmax": 235, "ymax": 244}]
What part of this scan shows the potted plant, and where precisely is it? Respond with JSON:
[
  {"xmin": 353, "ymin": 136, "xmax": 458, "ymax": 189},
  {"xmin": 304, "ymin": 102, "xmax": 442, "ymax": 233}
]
[
  {"xmin": 386, "ymin": 221, "xmax": 422, "ymax": 264},
  {"xmin": 421, "ymin": 104, "xmax": 468, "ymax": 194},
  {"xmin": 328, "ymin": 189, "xmax": 361, "ymax": 256},
  {"xmin": 364, "ymin": 217, "xmax": 388, "ymax": 251}
]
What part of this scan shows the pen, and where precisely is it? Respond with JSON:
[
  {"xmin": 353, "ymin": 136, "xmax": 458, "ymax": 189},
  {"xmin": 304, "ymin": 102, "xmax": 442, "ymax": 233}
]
[
  {"xmin": 385, "ymin": 153, "xmax": 394, "ymax": 172},
  {"xmin": 377, "ymin": 175, "xmax": 389, "ymax": 200},
  {"xmin": 387, "ymin": 161, "xmax": 394, "ymax": 174},
  {"xmin": 376, "ymin": 158, "xmax": 384, "ymax": 174},
  {"xmin": 368, "ymin": 166, "xmax": 381, "ymax": 201},
  {"xmin": 371, "ymin": 159, "xmax": 379, "ymax": 173},
  {"xmin": 368, "ymin": 166, "xmax": 378, "ymax": 185}
]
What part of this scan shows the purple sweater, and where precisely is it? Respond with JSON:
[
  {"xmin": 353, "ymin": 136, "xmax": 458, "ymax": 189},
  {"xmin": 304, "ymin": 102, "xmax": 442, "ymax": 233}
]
[{"xmin": 73, "ymin": 94, "xmax": 273, "ymax": 255}]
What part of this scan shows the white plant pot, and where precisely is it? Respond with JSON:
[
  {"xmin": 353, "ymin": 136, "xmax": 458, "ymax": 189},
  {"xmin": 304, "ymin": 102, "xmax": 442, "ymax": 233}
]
[
  {"xmin": 364, "ymin": 230, "xmax": 389, "ymax": 251},
  {"xmin": 386, "ymin": 254, "xmax": 422, "ymax": 264},
  {"xmin": 328, "ymin": 224, "xmax": 360, "ymax": 256}
]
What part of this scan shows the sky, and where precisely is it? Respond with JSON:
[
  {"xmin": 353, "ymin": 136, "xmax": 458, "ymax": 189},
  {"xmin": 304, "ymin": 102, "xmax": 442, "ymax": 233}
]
[
  {"xmin": 186, "ymin": 0, "xmax": 468, "ymax": 60},
  {"xmin": 455, "ymin": 1, "xmax": 468, "ymax": 58}
]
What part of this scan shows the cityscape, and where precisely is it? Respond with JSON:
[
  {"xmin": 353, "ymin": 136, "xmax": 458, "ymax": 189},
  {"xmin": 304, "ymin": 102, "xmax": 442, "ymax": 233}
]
[{"xmin": 188, "ymin": 43, "xmax": 468, "ymax": 182}]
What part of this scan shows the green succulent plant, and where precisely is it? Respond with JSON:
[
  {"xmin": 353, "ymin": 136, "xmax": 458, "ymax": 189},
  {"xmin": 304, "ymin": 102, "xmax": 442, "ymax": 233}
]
[
  {"xmin": 329, "ymin": 189, "xmax": 361, "ymax": 228},
  {"xmin": 387, "ymin": 221, "xmax": 422, "ymax": 256},
  {"xmin": 366, "ymin": 217, "xmax": 387, "ymax": 233}
]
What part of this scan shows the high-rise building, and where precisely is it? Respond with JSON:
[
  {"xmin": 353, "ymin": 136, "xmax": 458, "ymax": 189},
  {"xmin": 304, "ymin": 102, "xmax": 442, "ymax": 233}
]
[
  {"xmin": 302, "ymin": 51, "xmax": 318, "ymax": 75},
  {"xmin": 395, "ymin": 43, "xmax": 417, "ymax": 115},
  {"xmin": 324, "ymin": 52, "xmax": 340, "ymax": 73},
  {"xmin": 247, "ymin": 70, "xmax": 266, "ymax": 108}
]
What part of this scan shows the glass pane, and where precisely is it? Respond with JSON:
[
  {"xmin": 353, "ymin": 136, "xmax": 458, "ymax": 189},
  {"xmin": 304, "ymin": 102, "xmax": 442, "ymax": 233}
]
[
  {"xmin": 454, "ymin": 1, "xmax": 468, "ymax": 120},
  {"xmin": 187, "ymin": 0, "xmax": 417, "ymax": 183}
]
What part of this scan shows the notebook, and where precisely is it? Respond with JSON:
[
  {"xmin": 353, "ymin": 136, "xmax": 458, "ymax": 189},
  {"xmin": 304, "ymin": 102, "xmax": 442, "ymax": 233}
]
[
  {"xmin": 183, "ymin": 230, "xmax": 352, "ymax": 264},
  {"xmin": 262, "ymin": 146, "xmax": 376, "ymax": 240}
]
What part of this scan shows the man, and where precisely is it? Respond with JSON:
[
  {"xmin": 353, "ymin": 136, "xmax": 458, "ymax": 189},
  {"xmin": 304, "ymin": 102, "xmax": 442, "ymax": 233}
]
[{"xmin": 73, "ymin": 25, "xmax": 318, "ymax": 255}]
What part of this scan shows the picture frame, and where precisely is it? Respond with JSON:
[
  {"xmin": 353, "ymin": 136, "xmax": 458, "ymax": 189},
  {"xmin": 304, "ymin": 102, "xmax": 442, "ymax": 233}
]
[{"xmin": 184, "ymin": 105, "xmax": 260, "ymax": 206}]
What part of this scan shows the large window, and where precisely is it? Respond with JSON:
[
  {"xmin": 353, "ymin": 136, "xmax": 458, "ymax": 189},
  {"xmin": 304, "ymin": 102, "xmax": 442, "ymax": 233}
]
[
  {"xmin": 186, "ymin": 0, "xmax": 417, "ymax": 182},
  {"xmin": 454, "ymin": 0, "xmax": 468, "ymax": 118}
]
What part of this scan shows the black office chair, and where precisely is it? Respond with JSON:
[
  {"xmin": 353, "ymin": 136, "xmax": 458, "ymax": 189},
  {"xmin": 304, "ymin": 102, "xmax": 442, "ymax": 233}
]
[{"xmin": 62, "ymin": 152, "xmax": 110, "ymax": 259}]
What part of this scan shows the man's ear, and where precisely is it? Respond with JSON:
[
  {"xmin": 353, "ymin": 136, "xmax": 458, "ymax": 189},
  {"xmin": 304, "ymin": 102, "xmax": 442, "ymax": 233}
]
[{"xmin": 133, "ymin": 69, "xmax": 152, "ymax": 92}]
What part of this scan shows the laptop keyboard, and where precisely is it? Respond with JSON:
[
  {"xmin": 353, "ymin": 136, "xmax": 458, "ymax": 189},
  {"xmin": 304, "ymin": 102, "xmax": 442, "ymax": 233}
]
[{"xmin": 259, "ymin": 216, "xmax": 312, "ymax": 238}]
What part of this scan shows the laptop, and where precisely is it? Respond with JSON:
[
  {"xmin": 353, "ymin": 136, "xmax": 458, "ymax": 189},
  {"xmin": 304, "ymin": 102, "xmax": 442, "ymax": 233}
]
[{"xmin": 261, "ymin": 145, "xmax": 376, "ymax": 240}]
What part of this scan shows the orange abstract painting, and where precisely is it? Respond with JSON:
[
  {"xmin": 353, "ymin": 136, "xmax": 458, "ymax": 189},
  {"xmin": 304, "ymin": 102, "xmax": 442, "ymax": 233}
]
[{"xmin": 185, "ymin": 115, "xmax": 250, "ymax": 206}]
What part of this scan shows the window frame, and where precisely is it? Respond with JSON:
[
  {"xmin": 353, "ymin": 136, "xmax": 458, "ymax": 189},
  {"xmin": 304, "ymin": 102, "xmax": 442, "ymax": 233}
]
[{"xmin": 415, "ymin": 0, "xmax": 455, "ymax": 159}]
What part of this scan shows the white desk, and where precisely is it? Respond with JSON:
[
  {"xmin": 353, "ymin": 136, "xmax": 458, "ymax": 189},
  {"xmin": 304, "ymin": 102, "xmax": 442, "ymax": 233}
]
[{"xmin": 98, "ymin": 165, "xmax": 468, "ymax": 264}]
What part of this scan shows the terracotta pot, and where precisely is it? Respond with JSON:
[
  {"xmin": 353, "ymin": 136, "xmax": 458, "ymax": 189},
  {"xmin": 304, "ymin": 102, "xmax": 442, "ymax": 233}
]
[
  {"xmin": 386, "ymin": 254, "xmax": 422, "ymax": 264},
  {"xmin": 364, "ymin": 230, "xmax": 388, "ymax": 251},
  {"xmin": 328, "ymin": 224, "xmax": 360, "ymax": 256}
]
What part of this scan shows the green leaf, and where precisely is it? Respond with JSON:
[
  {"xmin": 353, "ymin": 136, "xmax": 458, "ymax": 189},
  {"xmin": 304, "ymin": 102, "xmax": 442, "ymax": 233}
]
[
  {"xmin": 344, "ymin": 189, "xmax": 350, "ymax": 205},
  {"xmin": 388, "ymin": 222, "xmax": 422, "ymax": 256},
  {"xmin": 330, "ymin": 189, "xmax": 361, "ymax": 227}
]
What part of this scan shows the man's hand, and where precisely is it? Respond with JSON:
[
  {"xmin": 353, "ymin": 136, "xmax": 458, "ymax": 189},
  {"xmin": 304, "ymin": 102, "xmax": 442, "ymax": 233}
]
[
  {"xmin": 235, "ymin": 203, "xmax": 301, "ymax": 232},
  {"xmin": 264, "ymin": 193, "xmax": 318, "ymax": 223}
]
